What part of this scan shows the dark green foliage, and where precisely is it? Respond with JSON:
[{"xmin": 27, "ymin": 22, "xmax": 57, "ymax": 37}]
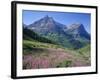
[
  {"xmin": 23, "ymin": 43, "xmax": 33, "ymax": 50},
  {"xmin": 23, "ymin": 27, "xmax": 90, "ymax": 50},
  {"xmin": 23, "ymin": 28, "xmax": 57, "ymax": 44}
]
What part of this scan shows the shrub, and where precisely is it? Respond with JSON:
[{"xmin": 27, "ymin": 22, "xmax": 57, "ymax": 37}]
[{"xmin": 56, "ymin": 60, "xmax": 72, "ymax": 67}]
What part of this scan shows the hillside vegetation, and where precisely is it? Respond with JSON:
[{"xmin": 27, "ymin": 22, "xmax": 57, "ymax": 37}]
[{"xmin": 23, "ymin": 28, "xmax": 91, "ymax": 69}]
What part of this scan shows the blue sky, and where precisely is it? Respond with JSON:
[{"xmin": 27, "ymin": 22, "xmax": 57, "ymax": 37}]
[{"xmin": 23, "ymin": 10, "xmax": 91, "ymax": 33}]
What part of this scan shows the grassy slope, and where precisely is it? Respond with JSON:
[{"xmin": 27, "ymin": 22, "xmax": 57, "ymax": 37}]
[
  {"xmin": 77, "ymin": 44, "xmax": 91, "ymax": 63},
  {"xmin": 23, "ymin": 40, "xmax": 91, "ymax": 69},
  {"xmin": 23, "ymin": 28, "xmax": 91, "ymax": 69},
  {"xmin": 23, "ymin": 40, "xmax": 63, "ymax": 53}
]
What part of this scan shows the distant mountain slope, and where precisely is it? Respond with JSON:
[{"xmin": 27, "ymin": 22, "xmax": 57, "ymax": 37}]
[
  {"xmin": 64, "ymin": 23, "xmax": 90, "ymax": 49},
  {"xmin": 66, "ymin": 23, "xmax": 90, "ymax": 41},
  {"xmin": 24, "ymin": 15, "xmax": 90, "ymax": 49}
]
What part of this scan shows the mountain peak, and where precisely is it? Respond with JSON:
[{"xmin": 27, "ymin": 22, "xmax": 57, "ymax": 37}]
[
  {"xmin": 68, "ymin": 23, "xmax": 87, "ymax": 33},
  {"xmin": 44, "ymin": 15, "xmax": 49, "ymax": 18},
  {"xmin": 25, "ymin": 16, "xmax": 90, "ymax": 49},
  {"xmin": 67, "ymin": 23, "xmax": 90, "ymax": 40},
  {"xmin": 43, "ymin": 15, "xmax": 54, "ymax": 21},
  {"xmin": 68, "ymin": 23, "xmax": 84, "ymax": 30}
]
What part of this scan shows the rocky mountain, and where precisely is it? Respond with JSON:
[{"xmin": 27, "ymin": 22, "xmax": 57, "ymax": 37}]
[
  {"xmin": 66, "ymin": 23, "xmax": 90, "ymax": 41},
  {"xmin": 28, "ymin": 15, "xmax": 67, "ymax": 35},
  {"xmin": 24, "ymin": 15, "xmax": 90, "ymax": 49}
]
